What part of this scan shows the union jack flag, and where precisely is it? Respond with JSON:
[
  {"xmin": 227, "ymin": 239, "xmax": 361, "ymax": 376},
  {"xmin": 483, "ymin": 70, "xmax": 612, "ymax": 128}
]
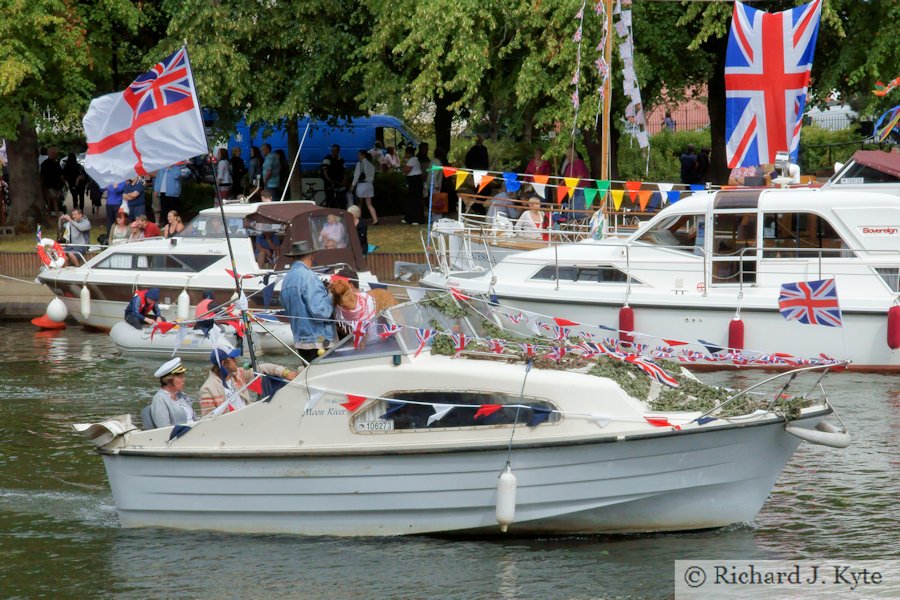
[
  {"xmin": 537, "ymin": 321, "xmax": 553, "ymax": 333},
  {"xmin": 378, "ymin": 323, "xmax": 400, "ymax": 341},
  {"xmin": 451, "ymin": 333, "xmax": 467, "ymax": 358},
  {"xmin": 626, "ymin": 355, "xmax": 680, "ymax": 388},
  {"xmin": 520, "ymin": 343, "xmax": 535, "ymax": 358},
  {"xmin": 578, "ymin": 342, "xmax": 600, "ymax": 359},
  {"xmin": 651, "ymin": 346, "xmax": 674, "ymax": 360},
  {"xmin": 545, "ymin": 345, "xmax": 566, "ymax": 363},
  {"xmin": 778, "ymin": 278, "xmax": 842, "ymax": 327},
  {"xmin": 414, "ymin": 328, "xmax": 434, "ymax": 357},
  {"xmin": 352, "ymin": 320, "xmax": 370, "ymax": 350},
  {"xmin": 505, "ymin": 312, "xmax": 526, "ymax": 324},
  {"xmin": 487, "ymin": 339, "xmax": 505, "ymax": 354},
  {"xmin": 124, "ymin": 48, "xmax": 195, "ymax": 120},
  {"xmin": 725, "ymin": 0, "xmax": 822, "ymax": 167},
  {"xmin": 552, "ymin": 317, "xmax": 579, "ymax": 342}
]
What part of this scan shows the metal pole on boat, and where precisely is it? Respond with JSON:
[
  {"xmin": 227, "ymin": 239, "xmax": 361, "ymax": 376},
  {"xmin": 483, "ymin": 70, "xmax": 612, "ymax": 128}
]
[
  {"xmin": 281, "ymin": 122, "xmax": 311, "ymax": 203},
  {"xmin": 182, "ymin": 40, "xmax": 259, "ymax": 370}
]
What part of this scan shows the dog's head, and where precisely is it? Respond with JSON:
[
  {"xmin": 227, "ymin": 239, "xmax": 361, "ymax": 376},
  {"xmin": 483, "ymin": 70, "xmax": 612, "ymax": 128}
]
[{"xmin": 329, "ymin": 278, "xmax": 358, "ymax": 310}]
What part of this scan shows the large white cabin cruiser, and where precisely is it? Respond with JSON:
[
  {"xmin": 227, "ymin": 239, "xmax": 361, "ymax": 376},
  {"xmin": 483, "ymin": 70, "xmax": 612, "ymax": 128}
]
[
  {"xmin": 74, "ymin": 296, "xmax": 850, "ymax": 536},
  {"xmin": 37, "ymin": 201, "xmax": 372, "ymax": 330},
  {"xmin": 422, "ymin": 151, "xmax": 900, "ymax": 370}
]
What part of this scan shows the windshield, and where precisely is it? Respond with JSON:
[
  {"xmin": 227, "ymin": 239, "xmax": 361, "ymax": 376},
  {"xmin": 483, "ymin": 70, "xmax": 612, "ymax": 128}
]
[
  {"xmin": 178, "ymin": 214, "xmax": 249, "ymax": 238},
  {"xmin": 634, "ymin": 214, "xmax": 704, "ymax": 253}
]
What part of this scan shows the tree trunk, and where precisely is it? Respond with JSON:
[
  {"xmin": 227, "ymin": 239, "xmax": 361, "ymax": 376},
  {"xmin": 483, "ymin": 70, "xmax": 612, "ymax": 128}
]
[
  {"xmin": 7, "ymin": 118, "xmax": 45, "ymax": 231},
  {"xmin": 285, "ymin": 116, "xmax": 301, "ymax": 199},
  {"xmin": 583, "ymin": 127, "xmax": 602, "ymax": 180},
  {"xmin": 433, "ymin": 94, "xmax": 453, "ymax": 155},
  {"xmin": 705, "ymin": 36, "xmax": 729, "ymax": 185}
]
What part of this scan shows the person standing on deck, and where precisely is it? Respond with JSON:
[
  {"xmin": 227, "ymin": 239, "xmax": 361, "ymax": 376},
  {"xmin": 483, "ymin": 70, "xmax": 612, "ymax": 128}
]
[{"xmin": 280, "ymin": 241, "xmax": 335, "ymax": 363}]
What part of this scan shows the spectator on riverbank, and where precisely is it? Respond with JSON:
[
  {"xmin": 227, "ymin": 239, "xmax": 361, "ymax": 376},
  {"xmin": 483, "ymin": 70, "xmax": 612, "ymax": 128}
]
[
  {"xmin": 62, "ymin": 152, "xmax": 86, "ymax": 212},
  {"xmin": 105, "ymin": 181, "xmax": 126, "ymax": 231},
  {"xmin": 680, "ymin": 145, "xmax": 698, "ymax": 185},
  {"xmin": 123, "ymin": 176, "xmax": 146, "ymax": 218},
  {"xmin": 464, "ymin": 135, "xmax": 489, "ymax": 170},
  {"xmin": 261, "ymin": 143, "xmax": 280, "ymax": 201},
  {"xmin": 402, "ymin": 146, "xmax": 424, "ymax": 225},
  {"xmin": 41, "ymin": 147, "xmax": 64, "ymax": 215},
  {"xmin": 153, "ymin": 165, "xmax": 183, "ymax": 226}
]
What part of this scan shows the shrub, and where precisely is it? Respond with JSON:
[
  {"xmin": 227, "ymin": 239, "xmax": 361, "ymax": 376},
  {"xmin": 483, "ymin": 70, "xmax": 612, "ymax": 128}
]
[{"xmin": 617, "ymin": 129, "xmax": 711, "ymax": 182}]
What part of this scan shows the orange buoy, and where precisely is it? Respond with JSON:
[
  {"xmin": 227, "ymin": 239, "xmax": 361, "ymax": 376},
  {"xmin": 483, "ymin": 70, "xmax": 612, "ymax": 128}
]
[
  {"xmin": 619, "ymin": 305, "xmax": 634, "ymax": 344},
  {"xmin": 888, "ymin": 305, "xmax": 900, "ymax": 350},
  {"xmin": 31, "ymin": 315, "xmax": 67, "ymax": 330},
  {"xmin": 728, "ymin": 316, "xmax": 745, "ymax": 350}
]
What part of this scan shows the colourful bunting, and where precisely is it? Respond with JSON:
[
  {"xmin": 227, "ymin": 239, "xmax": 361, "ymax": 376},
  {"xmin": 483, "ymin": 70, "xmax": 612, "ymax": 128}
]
[
  {"xmin": 247, "ymin": 376, "xmax": 263, "ymax": 395},
  {"xmin": 527, "ymin": 407, "xmax": 553, "ymax": 427},
  {"xmin": 531, "ymin": 174, "xmax": 549, "ymax": 199},
  {"xmin": 454, "ymin": 170, "xmax": 469, "ymax": 190},
  {"xmin": 689, "ymin": 184, "xmax": 705, "ymax": 192},
  {"xmin": 474, "ymin": 404, "xmax": 503, "ymax": 419},
  {"xmin": 584, "ymin": 187, "xmax": 599, "ymax": 208},
  {"xmin": 503, "ymin": 172, "xmax": 521, "ymax": 193},
  {"xmin": 477, "ymin": 174, "xmax": 495, "ymax": 193},
  {"xmin": 414, "ymin": 328, "xmax": 434, "ymax": 358},
  {"xmin": 150, "ymin": 321, "xmax": 178, "ymax": 340},
  {"xmin": 451, "ymin": 333, "xmax": 467, "ymax": 358},
  {"xmin": 442, "ymin": 166, "xmax": 458, "ymax": 177},
  {"xmin": 645, "ymin": 416, "xmax": 681, "ymax": 429},
  {"xmin": 637, "ymin": 190, "xmax": 652, "ymax": 211},
  {"xmin": 556, "ymin": 185, "xmax": 569, "ymax": 204},
  {"xmin": 564, "ymin": 177, "xmax": 580, "ymax": 199},
  {"xmin": 666, "ymin": 190, "xmax": 682, "ymax": 204},
  {"xmin": 427, "ymin": 404, "xmax": 454, "ymax": 426},
  {"xmin": 341, "ymin": 394, "xmax": 367, "ymax": 412},
  {"xmin": 624, "ymin": 180, "xmax": 641, "ymax": 203},
  {"xmin": 610, "ymin": 189, "xmax": 625, "ymax": 210}
]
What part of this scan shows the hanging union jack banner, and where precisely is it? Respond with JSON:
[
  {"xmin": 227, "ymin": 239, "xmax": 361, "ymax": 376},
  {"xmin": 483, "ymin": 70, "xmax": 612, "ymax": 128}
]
[
  {"xmin": 83, "ymin": 47, "xmax": 208, "ymax": 187},
  {"xmin": 778, "ymin": 278, "xmax": 842, "ymax": 327},
  {"xmin": 724, "ymin": 0, "xmax": 822, "ymax": 168}
]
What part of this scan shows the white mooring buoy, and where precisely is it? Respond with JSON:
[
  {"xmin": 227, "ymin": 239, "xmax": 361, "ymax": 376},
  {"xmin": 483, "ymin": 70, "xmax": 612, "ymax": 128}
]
[
  {"xmin": 176, "ymin": 289, "xmax": 190, "ymax": 321},
  {"xmin": 495, "ymin": 464, "xmax": 517, "ymax": 532},
  {"xmin": 46, "ymin": 297, "xmax": 69, "ymax": 322}
]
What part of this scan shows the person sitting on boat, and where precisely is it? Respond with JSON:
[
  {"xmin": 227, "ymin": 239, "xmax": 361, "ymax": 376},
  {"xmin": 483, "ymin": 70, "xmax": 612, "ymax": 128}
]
[
  {"xmin": 255, "ymin": 230, "xmax": 278, "ymax": 268},
  {"xmin": 143, "ymin": 358, "xmax": 194, "ymax": 429},
  {"xmin": 318, "ymin": 213, "xmax": 348, "ymax": 249},
  {"xmin": 124, "ymin": 287, "xmax": 164, "ymax": 330},
  {"xmin": 515, "ymin": 197, "xmax": 544, "ymax": 240},
  {"xmin": 280, "ymin": 241, "xmax": 336, "ymax": 363},
  {"xmin": 198, "ymin": 347, "xmax": 297, "ymax": 417}
]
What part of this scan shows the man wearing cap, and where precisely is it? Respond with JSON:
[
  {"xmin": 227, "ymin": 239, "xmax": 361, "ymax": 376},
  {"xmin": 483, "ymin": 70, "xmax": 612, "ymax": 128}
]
[
  {"xmin": 198, "ymin": 347, "xmax": 297, "ymax": 416},
  {"xmin": 280, "ymin": 241, "xmax": 336, "ymax": 362},
  {"xmin": 145, "ymin": 358, "xmax": 195, "ymax": 428},
  {"xmin": 124, "ymin": 287, "xmax": 165, "ymax": 329}
]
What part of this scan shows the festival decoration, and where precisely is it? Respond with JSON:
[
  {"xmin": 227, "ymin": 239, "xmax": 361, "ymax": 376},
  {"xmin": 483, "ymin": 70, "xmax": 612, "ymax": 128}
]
[
  {"xmin": 872, "ymin": 77, "xmax": 900, "ymax": 97},
  {"xmin": 777, "ymin": 278, "xmax": 842, "ymax": 327},
  {"xmin": 341, "ymin": 394, "xmax": 367, "ymax": 413}
]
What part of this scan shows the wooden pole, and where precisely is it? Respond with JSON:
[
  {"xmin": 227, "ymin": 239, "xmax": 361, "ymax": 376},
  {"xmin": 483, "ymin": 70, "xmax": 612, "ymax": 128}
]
[{"xmin": 600, "ymin": 0, "xmax": 613, "ymax": 181}]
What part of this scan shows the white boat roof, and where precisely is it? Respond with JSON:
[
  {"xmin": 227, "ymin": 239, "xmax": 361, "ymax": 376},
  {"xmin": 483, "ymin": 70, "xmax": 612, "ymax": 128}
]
[{"xmin": 198, "ymin": 200, "xmax": 315, "ymax": 218}]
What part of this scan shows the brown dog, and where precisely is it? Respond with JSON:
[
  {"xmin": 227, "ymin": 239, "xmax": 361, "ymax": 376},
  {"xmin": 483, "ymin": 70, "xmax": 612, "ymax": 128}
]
[
  {"xmin": 329, "ymin": 277, "xmax": 358, "ymax": 311},
  {"xmin": 368, "ymin": 288, "xmax": 398, "ymax": 314}
]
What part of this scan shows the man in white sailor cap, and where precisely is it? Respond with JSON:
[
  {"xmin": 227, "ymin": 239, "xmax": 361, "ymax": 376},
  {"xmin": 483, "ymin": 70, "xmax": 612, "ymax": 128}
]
[{"xmin": 143, "ymin": 357, "xmax": 196, "ymax": 429}]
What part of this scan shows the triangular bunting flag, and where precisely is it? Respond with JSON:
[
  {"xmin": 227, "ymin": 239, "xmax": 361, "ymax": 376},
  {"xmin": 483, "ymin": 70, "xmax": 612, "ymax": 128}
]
[
  {"xmin": 474, "ymin": 404, "xmax": 503, "ymax": 419},
  {"xmin": 303, "ymin": 388, "xmax": 325, "ymax": 413},
  {"xmin": 584, "ymin": 187, "xmax": 599, "ymax": 208},
  {"xmin": 610, "ymin": 189, "xmax": 625, "ymax": 210},
  {"xmin": 637, "ymin": 189, "xmax": 652, "ymax": 211},
  {"xmin": 556, "ymin": 185, "xmax": 569, "ymax": 204},
  {"xmin": 380, "ymin": 400, "xmax": 405, "ymax": 420},
  {"xmin": 667, "ymin": 190, "xmax": 682, "ymax": 204},
  {"xmin": 247, "ymin": 376, "xmax": 263, "ymax": 395},
  {"xmin": 698, "ymin": 339, "xmax": 725, "ymax": 355},
  {"xmin": 341, "ymin": 394, "xmax": 367, "ymax": 412},
  {"xmin": 527, "ymin": 407, "xmax": 553, "ymax": 427},
  {"xmin": 563, "ymin": 177, "xmax": 580, "ymax": 199},
  {"xmin": 590, "ymin": 414, "xmax": 612, "ymax": 428},
  {"xmin": 656, "ymin": 182, "xmax": 673, "ymax": 203},
  {"xmin": 427, "ymin": 404, "xmax": 454, "ymax": 426},
  {"xmin": 624, "ymin": 180, "xmax": 641, "ymax": 203},
  {"xmin": 532, "ymin": 174, "xmax": 549, "ymax": 199},
  {"xmin": 503, "ymin": 172, "xmax": 521, "ymax": 193},
  {"xmin": 596, "ymin": 180, "xmax": 611, "ymax": 198},
  {"xmin": 442, "ymin": 166, "xmax": 458, "ymax": 178},
  {"xmin": 477, "ymin": 174, "xmax": 494, "ymax": 193},
  {"xmin": 533, "ymin": 174, "xmax": 549, "ymax": 186},
  {"xmin": 689, "ymin": 184, "xmax": 706, "ymax": 192},
  {"xmin": 150, "ymin": 321, "xmax": 177, "ymax": 341},
  {"xmin": 454, "ymin": 170, "xmax": 469, "ymax": 190}
]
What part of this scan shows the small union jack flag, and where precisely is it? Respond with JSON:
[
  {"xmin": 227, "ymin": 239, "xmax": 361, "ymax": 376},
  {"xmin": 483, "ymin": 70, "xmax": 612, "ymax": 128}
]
[
  {"xmin": 626, "ymin": 355, "xmax": 680, "ymax": 388},
  {"xmin": 352, "ymin": 320, "xmax": 370, "ymax": 350},
  {"xmin": 545, "ymin": 345, "xmax": 566, "ymax": 363},
  {"xmin": 651, "ymin": 346, "xmax": 674, "ymax": 359},
  {"xmin": 778, "ymin": 278, "xmax": 842, "ymax": 327},
  {"xmin": 578, "ymin": 342, "xmax": 600, "ymax": 359},
  {"xmin": 505, "ymin": 312, "xmax": 526, "ymax": 324},
  {"xmin": 414, "ymin": 328, "xmax": 434, "ymax": 357},
  {"xmin": 520, "ymin": 343, "xmax": 535, "ymax": 358},
  {"xmin": 552, "ymin": 317, "xmax": 579, "ymax": 341},
  {"xmin": 451, "ymin": 333, "xmax": 467, "ymax": 358},
  {"xmin": 124, "ymin": 48, "xmax": 196, "ymax": 120},
  {"xmin": 537, "ymin": 321, "xmax": 553, "ymax": 333},
  {"xmin": 487, "ymin": 339, "xmax": 505, "ymax": 354},
  {"xmin": 378, "ymin": 323, "xmax": 400, "ymax": 341}
]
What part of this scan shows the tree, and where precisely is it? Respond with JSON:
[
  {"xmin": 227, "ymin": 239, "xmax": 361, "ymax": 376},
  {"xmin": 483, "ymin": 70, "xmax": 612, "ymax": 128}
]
[
  {"xmin": 163, "ymin": 0, "xmax": 366, "ymax": 198},
  {"xmin": 0, "ymin": 1, "xmax": 140, "ymax": 228}
]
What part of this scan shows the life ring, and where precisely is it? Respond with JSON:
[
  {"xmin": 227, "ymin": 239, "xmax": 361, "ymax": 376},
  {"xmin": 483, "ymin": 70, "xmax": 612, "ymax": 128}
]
[{"xmin": 37, "ymin": 238, "xmax": 67, "ymax": 269}]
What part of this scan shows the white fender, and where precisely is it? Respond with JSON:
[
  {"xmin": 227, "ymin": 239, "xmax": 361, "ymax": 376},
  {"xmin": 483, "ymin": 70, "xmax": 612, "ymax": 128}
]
[
  {"xmin": 46, "ymin": 297, "xmax": 68, "ymax": 322},
  {"xmin": 80, "ymin": 285, "xmax": 91, "ymax": 319},
  {"xmin": 495, "ymin": 464, "xmax": 517, "ymax": 532},
  {"xmin": 176, "ymin": 289, "xmax": 190, "ymax": 321},
  {"xmin": 785, "ymin": 420, "xmax": 851, "ymax": 449}
]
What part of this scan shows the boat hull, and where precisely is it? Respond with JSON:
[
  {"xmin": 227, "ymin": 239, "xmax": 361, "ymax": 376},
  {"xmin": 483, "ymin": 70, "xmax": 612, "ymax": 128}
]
[
  {"xmin": 108, "ymin": 320, "xmax": 293, "ymax": 358},
  {"xmin": 101, "ymin": 414, "xmax": 817, "ymax": 536}
]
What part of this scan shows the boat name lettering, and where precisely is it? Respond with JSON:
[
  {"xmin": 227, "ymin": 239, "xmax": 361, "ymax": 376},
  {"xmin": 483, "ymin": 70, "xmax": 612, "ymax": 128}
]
[
  {"xmin": 302, "ymin": 407, "xmax": 349, "ymax": 416},
  {"xmin": 860, "ymin": 226, "xmax": 898, "ymax": 235}
]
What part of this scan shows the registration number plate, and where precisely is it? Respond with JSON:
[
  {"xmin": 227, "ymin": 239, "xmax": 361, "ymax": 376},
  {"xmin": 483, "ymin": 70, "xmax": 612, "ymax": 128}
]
[{"xmin": 356, "ymin": 420, "xmax": 395, "ymax": 432}]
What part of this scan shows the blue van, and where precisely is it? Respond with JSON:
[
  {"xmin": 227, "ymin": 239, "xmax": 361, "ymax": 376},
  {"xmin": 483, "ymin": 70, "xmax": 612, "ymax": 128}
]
[{"xmin": 227, "ymin": 115, "xmax": 419, "ymax": 169}]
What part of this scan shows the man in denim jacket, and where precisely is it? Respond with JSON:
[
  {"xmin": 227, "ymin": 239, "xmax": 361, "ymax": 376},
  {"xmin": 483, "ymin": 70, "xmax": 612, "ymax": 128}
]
[{"xmin": 280, "ymin": 241, "xmax": 335, "ymax": 363}]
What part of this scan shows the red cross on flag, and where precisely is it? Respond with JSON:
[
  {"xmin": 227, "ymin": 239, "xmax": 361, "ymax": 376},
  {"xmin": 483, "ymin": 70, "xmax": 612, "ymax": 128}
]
[{"xmin": 83, "ymin": 47, "xmax": 208, "ymax": 186}]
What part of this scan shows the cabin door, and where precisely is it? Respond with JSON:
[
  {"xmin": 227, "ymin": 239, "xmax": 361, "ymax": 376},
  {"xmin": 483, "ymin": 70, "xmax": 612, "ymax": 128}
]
[{"xmin": 709, "ymin": 210, "xmax": 759, "ymax": 286}]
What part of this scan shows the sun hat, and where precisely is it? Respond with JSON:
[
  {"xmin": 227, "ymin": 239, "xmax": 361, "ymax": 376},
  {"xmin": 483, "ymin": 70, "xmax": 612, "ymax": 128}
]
[
  {"xmin": 210, "ymin": 346, "xmax": 241, "ymax": 365},
  {"xmin": 284, "ymin": 240, "xmax": 316, "ymax": 257},
  {"xmin": 154, "ymin": 357, "xmax": 186, "ymax": 378}
]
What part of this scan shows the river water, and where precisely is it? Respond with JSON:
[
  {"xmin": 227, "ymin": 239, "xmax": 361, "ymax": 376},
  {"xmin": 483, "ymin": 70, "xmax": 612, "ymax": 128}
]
[{"xmin": 0, "ymin": 322, "xmax": 897, "ymax": 599}]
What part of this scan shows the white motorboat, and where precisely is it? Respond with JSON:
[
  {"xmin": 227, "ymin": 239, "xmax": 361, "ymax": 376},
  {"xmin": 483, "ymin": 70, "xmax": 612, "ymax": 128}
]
[
  {"xmin": 36, "ymin": 201, "xmax": 373, "ymax": 330},
  {"xmin": 108, "ymin": 313, "xmax": 294, "ymax": 359},
  {"xmin": 74, "ymin": 295, "xmax": 850, "ymax": 536},
  {"xmin": 422, "ymin": 150, "xmax": 900, "ymax": 371}
]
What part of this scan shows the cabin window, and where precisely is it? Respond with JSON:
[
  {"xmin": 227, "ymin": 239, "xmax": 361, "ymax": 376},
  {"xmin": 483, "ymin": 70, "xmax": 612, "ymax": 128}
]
[
  {"xmin": 875, "ymin": 268, "xmax": 900, "ymax": 293},
  {"xmin": 711, "ymin": 212, "xmax": 757, "ymax": 284},
  {"xmin": 761, "ymin": 212, "xmax": 850, "ymax": 258},
  {"xmin": 351, "ymin": 391, "xmax": 560, "ymax": 432},
  {"xmin": 833, "ymin": 163, "xmax": 900, "ymax": 186},
  {"xmin": 309, "ymin": 214, "xmax": 349, "ymax": 250},
  {"xmin": 530, "ymin": 265, "xmax": 630, "ymax": 283},
  {"xmin": 635, "ymin": 214, "xmax": 704, "ymax": 252},
  {"xmin": 178, "ymin": 215, "xmax": 248, "ymax": 238},
  {"xmin": 93, "ymin": 254, "xmax": 223, "ymax": 272}
]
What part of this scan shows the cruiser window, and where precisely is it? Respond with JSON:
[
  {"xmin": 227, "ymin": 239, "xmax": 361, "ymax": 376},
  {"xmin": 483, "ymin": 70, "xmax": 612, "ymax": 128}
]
[
  {"xmin": 530, "ymin": 265, "xmax": 629, "ymax": 283},
  {"xmin": 711, "ymin": 212, "xmax": 757, "ymax": 284},
  {"xmin": 178, "ymin": 215, "xmax": 248, "ymax": 238},
  {"xmin": 310, "ymin": 214, "xmax": 349, "ymax": 250},
  {"xmin": 636, "ymin": 214, "xmax": 704, "ymax": 252},
  {"xmin": 832, "ymin": 163, "xmax": 899, "ymax": 185},
  {"xmin": 93, "ymin": 254, "xmax": 224, "ymax": 272},
  {"xmin": 761, "ymin": 212, "xmax": 849, "ymax": 258},
  {"xmin": 351, "ymin": 392, "xmax": 560, "ymax": 432}
]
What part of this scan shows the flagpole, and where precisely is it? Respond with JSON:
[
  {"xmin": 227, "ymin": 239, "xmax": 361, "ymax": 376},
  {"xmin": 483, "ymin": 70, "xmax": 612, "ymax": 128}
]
[
  {"xmin": 183, "ymin": 42, "xmax": 260, "ymax": 371},
  {"xmin": 600, "ymin": 0, "xmax": 613, "ymax": 182}
]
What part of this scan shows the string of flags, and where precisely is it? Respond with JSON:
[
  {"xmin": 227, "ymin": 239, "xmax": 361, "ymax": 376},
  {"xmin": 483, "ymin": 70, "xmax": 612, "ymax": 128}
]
[
  {"xmin": 615, "ymin": 0, "xmax": 649, "ymax": 150},
  {"xmin": 430, "ymin": 163, "xmax": 710, "ymax": 210}
]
